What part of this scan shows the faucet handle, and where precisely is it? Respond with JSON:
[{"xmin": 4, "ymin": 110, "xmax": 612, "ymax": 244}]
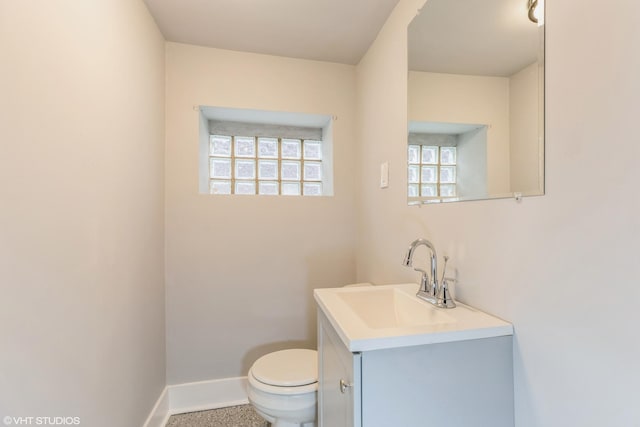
[
  {"xmin": 413, "ymin": 268, "xmax": 430, "ymax": 293},
  {"xmin": 440, "ymin": 255, "xmax": 449, "ymax": 284},
  {"xmin": 436, "ymin": 278, "xmax": 456, "ymax": 309}
]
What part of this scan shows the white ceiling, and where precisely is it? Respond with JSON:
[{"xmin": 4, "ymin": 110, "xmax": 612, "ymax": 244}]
[
  {"xmin": 408, "ymin": 0, "xmax": 541, "ymax": 77},
  {"xmin": 143, "ymin": 0, "xmax": 401, "ymax": 65}
]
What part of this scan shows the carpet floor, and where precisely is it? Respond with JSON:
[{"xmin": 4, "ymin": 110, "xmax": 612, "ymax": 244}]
[{"xmin": 165, "ymin": 404, "xmax": 268, "ymax": 427}]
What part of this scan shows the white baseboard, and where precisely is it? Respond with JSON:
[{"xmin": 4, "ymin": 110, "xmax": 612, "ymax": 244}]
[
  {"xmin": 142, "ymin": 387, "xmax": 170, "ymax": 427},
  {"xmin": 168, "ymin": 376, "xmax": 249, "ymax": 415},
  {"xmin": 143, "ymin": 377, "xmax": 249, "ymax": 426}
]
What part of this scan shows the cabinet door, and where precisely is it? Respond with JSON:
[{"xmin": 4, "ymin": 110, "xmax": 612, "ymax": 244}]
[{"xmin": 318, "ymin": 313, "xmax": 361, "ymax": 427}]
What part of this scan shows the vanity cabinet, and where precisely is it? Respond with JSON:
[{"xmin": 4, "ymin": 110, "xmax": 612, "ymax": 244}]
[
  {"xmin": 317, "ymin": 310, "xmax": 514, "ymax": 427},
  {"xmin": 318, "ymin": 310, "xmax": 361, "ymax": 427}
]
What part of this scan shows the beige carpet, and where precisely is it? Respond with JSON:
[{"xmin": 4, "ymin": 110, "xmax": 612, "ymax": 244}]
[{"xmin": 165, "ymin": 404, "xmax": 268, "ymax": 427}]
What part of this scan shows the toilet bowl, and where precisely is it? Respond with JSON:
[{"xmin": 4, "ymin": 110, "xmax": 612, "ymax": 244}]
[
  {"xmin": 247, "ymin": 349, "xmax": 318, "ymax": 427},
  {"xmin": 247, "ymin": 284, "xmax": 371, "ymax": 426}
]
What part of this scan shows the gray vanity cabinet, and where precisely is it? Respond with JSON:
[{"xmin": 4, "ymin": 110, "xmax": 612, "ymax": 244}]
[
  {"xmin": 318, "ymin": 310, "xmax": 361, "ymax": 427},
  {"xmin": 317, "ymin": 310, "xmax": 515, "ymax": 427}
]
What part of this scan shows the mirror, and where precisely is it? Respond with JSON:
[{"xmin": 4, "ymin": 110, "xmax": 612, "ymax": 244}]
[{"xmin": 407, "ymin": 0, "xmax": 544, "ymax": 204}]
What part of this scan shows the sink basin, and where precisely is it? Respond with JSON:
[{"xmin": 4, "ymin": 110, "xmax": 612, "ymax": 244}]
[
  {"xmin": 338, "ymin": 288, "xmax": 454, "ymax": 329},
  {"xmin": 314, "ymin": 283, "xmax": 513, "ymax": 352}
]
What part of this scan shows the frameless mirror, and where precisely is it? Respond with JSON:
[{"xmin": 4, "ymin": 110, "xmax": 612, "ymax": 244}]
[{"xmin": 407, "ymin": 0, "xmax": 544, "ymax": 204}]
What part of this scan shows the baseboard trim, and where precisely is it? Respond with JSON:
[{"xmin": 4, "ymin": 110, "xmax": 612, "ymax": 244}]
[
  {"xmin": 142, "ymin": 386, "xmax": 170, "ymax": 427},
  {"xmin": 143, "ymin": 377, "xmax": 249, "ymax": 426},
  {"xmin": 168, "ymin": 377, "xmax": 249, "ymax": 415}
]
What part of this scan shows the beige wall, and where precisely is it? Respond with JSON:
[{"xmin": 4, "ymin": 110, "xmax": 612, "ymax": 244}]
[
  {"xmin": 0, "ymin": 1, "xmax": 166, "ymax": 426},
  {"xmin": 355, "ymin": 0, "xmax": 426, "ymax": 284},
  {"xmin": 357, "ymin": 0, "xmax": 640, "ymax": 426},
  {"xmin": 4, "ymin": 1, "xmax": 640, "ymax": 425},
  {"xmin": 408, "ymin": 70, "xmax": 511, "ymax": 194},
  {"xmin": 165, "ymin": 43, "xmax": 357, "ymax": 384},
  {"xmin": 510, "ymin": 62, "xmax": 543, "ymax": 193}
]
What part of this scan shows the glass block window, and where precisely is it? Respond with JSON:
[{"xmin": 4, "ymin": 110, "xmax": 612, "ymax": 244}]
[
  {"xmin": 209, "ymin": 135, "xmax": 323, "ymax": 196},
  {"xmin": 408, "ymin": 145, "xmax": 457, "ymax": 199}
]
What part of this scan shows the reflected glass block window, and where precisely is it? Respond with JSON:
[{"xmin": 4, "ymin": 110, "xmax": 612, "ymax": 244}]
[
  {"xmin": 209, "ymin": 135, "xmax": 324, "ymax": 196},
  {"xmin": 407, "ymin": 144, "xmax": 457, "ymax": 198}
]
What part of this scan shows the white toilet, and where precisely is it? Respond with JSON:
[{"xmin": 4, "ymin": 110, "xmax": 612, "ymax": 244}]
[
  {"xmin": 247, "ymin": 285, "xmax": 370, "ymax": 426},
  {"xmin": 247, "ymin": 348, "xmax": 318, "ymax": 427}
]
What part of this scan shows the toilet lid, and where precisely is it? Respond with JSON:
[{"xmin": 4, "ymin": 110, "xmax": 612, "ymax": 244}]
[{"xmin": 251, "ymin": 349, "xmax": 317, "ymax": 387}]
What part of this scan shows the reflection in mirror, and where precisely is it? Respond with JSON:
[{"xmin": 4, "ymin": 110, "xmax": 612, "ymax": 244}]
[{"xmin": 408, "ymin": 0, "xmax": 544, "ymax": 204}]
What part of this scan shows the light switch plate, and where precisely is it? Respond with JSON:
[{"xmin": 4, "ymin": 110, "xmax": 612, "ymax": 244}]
[{"xmin": 380, "ymin": 162, "xmax": 389, "ymax": 188}]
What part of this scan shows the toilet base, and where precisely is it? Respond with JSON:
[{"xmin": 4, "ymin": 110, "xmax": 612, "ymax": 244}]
[
  {"xmin": 248, "ymin": 388, "xmax": 316, "ymax": 427},
  {"xmin": 252, "ymin": 405, "xmax": 315, "ymax": 427},
  {"xmin": 273, "ymin": 422, "xmax": 314, "ymax": 427}
]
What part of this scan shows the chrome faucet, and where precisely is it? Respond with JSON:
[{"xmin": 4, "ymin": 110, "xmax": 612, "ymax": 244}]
[
  {"xmin": 402, "ymin": 238, "xmax": 439, "ymax": 303},
  {"xmin": 402, "ymin": 238, "xmax": 456, "ymax": 308}
]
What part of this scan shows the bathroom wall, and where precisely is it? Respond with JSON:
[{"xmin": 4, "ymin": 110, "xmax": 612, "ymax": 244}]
[
  {"xmin": 164, "ymin": 43, "xmax": 357, "ymax": 384},
  {"xmin": 356, "ymin": 0, "xmax": 640, "ymax": 426},
  {"xmin": 408, "ymin": 71, "xmax": 511, "ymax": 194},
  {"xmin": 510, "ymin": 62, "xmax": 543, "ymax": 193},
  {"xmin": 0, "ymin": 1, "xmax": 166, "ymax": 426}
]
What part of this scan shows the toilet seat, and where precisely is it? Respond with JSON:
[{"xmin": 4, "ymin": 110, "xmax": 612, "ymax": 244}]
[{"xmin": 249, "ymin": 349, "xmax": 318, "ymax": 395}]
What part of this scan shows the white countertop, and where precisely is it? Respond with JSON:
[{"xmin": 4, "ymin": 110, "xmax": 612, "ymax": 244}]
[{"xmin": 314, "ymin": 283, "xmax": 513, "ymax": 352}]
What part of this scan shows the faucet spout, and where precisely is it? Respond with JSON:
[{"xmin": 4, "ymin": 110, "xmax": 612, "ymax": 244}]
[
  {"xmin": 402, "ymin": 238, "xmax": 438, "ymax": 298},
  {"xmin": 402, "ymin": 246, "xmax": 415, "ymax": 267}
]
